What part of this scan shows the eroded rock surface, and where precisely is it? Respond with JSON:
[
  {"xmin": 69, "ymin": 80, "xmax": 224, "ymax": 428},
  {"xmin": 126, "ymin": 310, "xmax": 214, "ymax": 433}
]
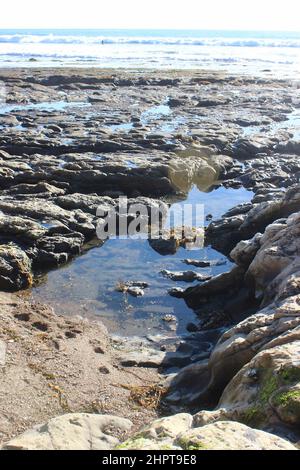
[
  {"xmin": 116, "ymin": 415, "xmax": 296, "ymax": 450},
  {"xmin": 2, "ymin": 413, "xmax": 133, "ymax": 450}
]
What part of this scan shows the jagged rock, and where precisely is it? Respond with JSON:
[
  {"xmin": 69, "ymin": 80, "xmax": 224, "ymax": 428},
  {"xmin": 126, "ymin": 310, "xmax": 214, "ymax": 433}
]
[
  {"xmin": 168, "ymin": 287, "xmax": 185, "ymax": 297},
  {"xmin": 246, "ymin": 212, "xmax": 300, "ymax": 303},
  {"xmin": 230, "ymin": 233, "xmax": 263, "ymax": 268},
  {"xmin": 2, "ymin": 414, "xmax": 133, "ymax": 450},
  {"xmin": 229, "ymin": 135, "xmax": 279, "ymax": 160},
  {"xmin": 206, "ymin": 184, "xmax": 300, "ymax": 255},
  {"xmin": 205, "ymin": 214, "xmax": 247, "ymax": 254},
  {"xmin": 4, "ymin": 182, "xmax": 65, "ymax": 196},
  {"xmin": 115, "ymin": 281, "xmax": 148, "ymax": 297},
  {"xmin": 33, "ymin": 233, "xmax": 85, "ymax": 266},
  {"xmin": 182, "ymin": 266, "xmax": 245, "ymax": 308},
  {"xmin": 0, "ymin": 198, "xmax": 95, "ymax": 238},
  {"xmin": 55, "ymin": 193, "xmax": 115, "ymax": 214},
  {"xmin": 0, "ymin": 214, "xmax": 47, "ymax": 241},
  {"xmin": 183, "ymin": 259, "xmax": 211, "ymax": 268},
  {"xmin": 165, "ymin": 210, "xmax": 300, "ymax": 413},
  {"xmin": 127, "ymin": 286, "xmax": 145, "ymax": 297},
  {"xmin": 149, "ymin": 237, "xmax": 179, "ymax": 255},
  {"xmin": 0, "ymin": 244, "xmax": 33, "ymax": 291}
]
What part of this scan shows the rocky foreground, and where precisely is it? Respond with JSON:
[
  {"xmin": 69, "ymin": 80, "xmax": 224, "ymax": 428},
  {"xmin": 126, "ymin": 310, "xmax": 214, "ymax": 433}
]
[{"xmin": 0, "ymin": 69, "xmax": 299, "ymax": 450}]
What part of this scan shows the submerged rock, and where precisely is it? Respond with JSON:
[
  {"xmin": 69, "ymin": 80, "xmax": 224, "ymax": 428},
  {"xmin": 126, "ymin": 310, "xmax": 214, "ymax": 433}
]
[
  {"xmin": 127, "ymin": 286, "xmax": 145, "ymax": 297},
  {"xmin": 161, "ymin": 270, "xmax": 211, "ymax": 283},
  {"xmin": 115, "ymin": 281, "xmax": 149, "ymax": 297}
]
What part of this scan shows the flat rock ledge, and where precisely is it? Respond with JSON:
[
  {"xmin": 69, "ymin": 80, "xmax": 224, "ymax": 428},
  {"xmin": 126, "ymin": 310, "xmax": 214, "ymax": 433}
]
[{"xmin": 1, "ymin": 414, "xmax": 133, "ymax": 451}]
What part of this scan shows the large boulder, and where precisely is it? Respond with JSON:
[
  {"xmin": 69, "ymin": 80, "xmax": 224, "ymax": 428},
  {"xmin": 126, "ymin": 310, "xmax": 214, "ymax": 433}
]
[
  {"xmin": 193, "ymin": 340, "xmax": 300, "ymax": 434},
  {"xmin": 206, "ymin": 184, "xmax": 300, "ymax": 255},
  {"xmin": 246, "ymin": 212, "xmax": 300, "ymax": 303},
  {"xmin": 117, "ymin": 414, "xmax": 296, "ymax": 450},
  {"xmin": 2, "ymin": 414, "xmax": 133, "ymax": 450}
]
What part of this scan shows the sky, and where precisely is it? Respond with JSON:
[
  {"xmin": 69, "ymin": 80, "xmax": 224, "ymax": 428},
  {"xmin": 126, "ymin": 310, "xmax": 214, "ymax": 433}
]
[{"xmin": 0, "ymin": 0, "xmax": 299, "ymax": 31}]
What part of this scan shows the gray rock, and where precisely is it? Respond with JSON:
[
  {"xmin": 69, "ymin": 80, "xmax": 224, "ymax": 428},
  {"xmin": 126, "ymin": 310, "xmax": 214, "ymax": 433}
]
[
  {"xmin": 161, "ymin": 270, "xmax": 211, "ymax": 283},
  {"xmin": 127, "ymin": 286, "xmax": 145, "ymax": 297},
  {"xmin": 117, "ymin": 416, "xmax": 296, "ymax": 450},
  {"xmin": 0, "ymin": 243, "xmax": 32, "ymax": 291},
  {"xmin": 2, "ymin": 413, "xmax": 133, "ymax": 450}
]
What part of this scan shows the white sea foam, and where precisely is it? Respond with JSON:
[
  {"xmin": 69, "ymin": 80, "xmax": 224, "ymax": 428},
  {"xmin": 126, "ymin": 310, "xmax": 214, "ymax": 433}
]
[
  {"xmin": 0, "ymin": 30, "xmax": 299, "ymax": 76},
  {"xmin": 1, "ymin": 33, "xmax": 300, "ymax": 48}
]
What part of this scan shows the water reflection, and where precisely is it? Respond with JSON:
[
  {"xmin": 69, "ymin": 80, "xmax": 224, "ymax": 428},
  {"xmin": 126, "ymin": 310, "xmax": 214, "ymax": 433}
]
[{"xmin": 29, "ymin": 184, "xmax": 254, "ymax": 336}]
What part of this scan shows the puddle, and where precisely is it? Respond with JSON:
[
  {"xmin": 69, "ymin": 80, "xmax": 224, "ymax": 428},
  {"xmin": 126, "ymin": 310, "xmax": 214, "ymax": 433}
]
[
  {"xmin": 29, "ymin": 185, "xmax": 254, "ymax": 337},
  {"xmin": 0, "ymin": 101, "xmax": 91, "ymax": 115},
  {"xmin": 141, "ymin": 103, "xmax": 171, "ymax": 125},
  {"xmin": 125, "ymin": 160, "xmax": 139, "ymax": 168},
  {"xmin": 274, "ymin": 109, "xmax": 300, "ymax": 139},
  {"xmin": 242, "ymin": 109, "xmax": 300, "ymax": 140},
  {"xmin": 107, "ymin": 122, "xmax": 134, "ymax": 133}
]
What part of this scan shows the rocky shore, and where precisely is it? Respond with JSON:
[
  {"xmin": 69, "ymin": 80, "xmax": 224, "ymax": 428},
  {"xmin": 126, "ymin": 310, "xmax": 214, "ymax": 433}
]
[{"xmin": 0, "ymin": 68, "xmax": 299, "ymax": 450}]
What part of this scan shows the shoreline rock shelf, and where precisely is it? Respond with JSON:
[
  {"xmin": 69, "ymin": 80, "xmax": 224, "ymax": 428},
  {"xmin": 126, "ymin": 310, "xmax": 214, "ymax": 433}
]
[{"xmin": 0, "ymin": 68, "xmax": 300, "ymax": 450}]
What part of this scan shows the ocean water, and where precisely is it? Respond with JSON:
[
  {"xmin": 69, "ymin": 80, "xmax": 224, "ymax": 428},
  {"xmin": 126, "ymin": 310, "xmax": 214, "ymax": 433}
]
[{"xmin": 0, "ymin": 29, "xmax": 300, "ymax": 76}]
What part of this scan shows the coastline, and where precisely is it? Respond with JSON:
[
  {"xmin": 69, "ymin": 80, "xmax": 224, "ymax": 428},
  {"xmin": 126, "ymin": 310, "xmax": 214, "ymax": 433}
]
[{"xmin": 0, "ymin": 67, "xmax": 299, "ymax": 450}]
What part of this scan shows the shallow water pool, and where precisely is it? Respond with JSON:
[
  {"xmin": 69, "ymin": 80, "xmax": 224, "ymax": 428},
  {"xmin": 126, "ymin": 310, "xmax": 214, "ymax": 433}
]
[{"xmin": 28, "ymin": 185, "xmax": 254, "ymax": 336}]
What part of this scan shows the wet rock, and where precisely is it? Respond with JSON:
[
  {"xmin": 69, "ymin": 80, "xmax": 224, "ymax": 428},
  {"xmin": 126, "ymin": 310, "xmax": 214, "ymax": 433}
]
[
  {"xmin": 161, "ymin": 270, "xmax": 211, "ymax": 283},
  {"xmin": 0, "ymin": 244, "xmax": 33, "ymax": 291},
  {"xmin": 183, "ymin": 259, "xmax": 211, "ymax": 268},
  {"xmin": 34, "ymin": 233, "xmax": 85, "ymax": 266},
  {"xmin": 162, "ymin": 314, "xmax": 177, "ymax": 323},
  {"xmin": 149, "ymin": 237, "xmax": 178, "ymax": 255},
  {"xmin": 2, "ymin": 414, "xmax": 133, "ymax": 450},
  {"xmin": 183, "ymin": 266, "xmax": 245, "ymax": 308},
  {"xmin": 206, "ymin": 184, "xmax": 300, "ymax": 255},
  {"xmin": 168, "ymin": 287, "xmax": 185, "ymax": 297},
  {"xmin": 149, "ymin": 226, "xmax": 204, "ymax": 256},
  {"xmin": 230, "ymin": 233, "xmax": 263, "ymax": 268},
  {"xmin": 186, "ymin": 322, "xmax": 199, "ymax": 333},
  {"xmin": 115, "ymin": 281, "xmax": 149, "ymax": 297},
  {"xmin": 127, "ymin": 286, "xmax": 145, "ymax": 297},
  {"xmin": 205, "ymin": 214, "xmax": 247, "ymax": 254}
]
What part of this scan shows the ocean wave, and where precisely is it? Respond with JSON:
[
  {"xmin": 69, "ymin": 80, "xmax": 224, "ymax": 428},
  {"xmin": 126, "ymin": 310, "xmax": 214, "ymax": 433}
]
[
  {"xmin": 1, "ymin": 34, "xmax": 300, "ymax": 48},
  {"xmin": 0, "ymin": 51, "xmax": 291, "ymax": 66}
]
